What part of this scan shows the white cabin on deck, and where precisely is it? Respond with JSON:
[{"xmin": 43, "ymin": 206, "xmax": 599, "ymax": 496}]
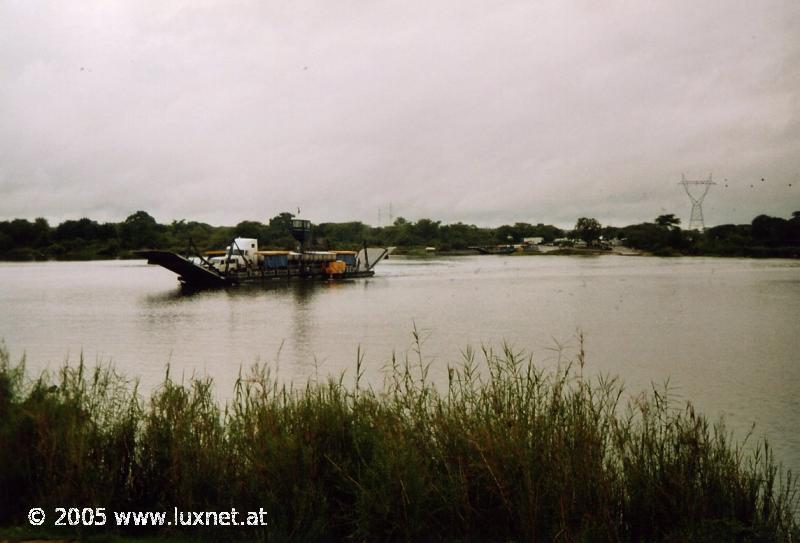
[
  {"xmin": 232, "ymin": 238, "xmax": 259, "ymax": 261},
  {"xmin": 208, "ymin": 238, "xmax": 259, "ymax": 272}
]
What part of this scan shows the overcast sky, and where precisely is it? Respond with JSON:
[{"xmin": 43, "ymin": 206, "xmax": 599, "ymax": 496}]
[{"xmin": 1, "ymin": 0, "xmax": 798, "ymax": 228}]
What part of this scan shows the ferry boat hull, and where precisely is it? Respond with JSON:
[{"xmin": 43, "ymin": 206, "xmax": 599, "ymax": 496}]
[{"xmin": 135, "ymin": 242, "xmax": 387, "ymax": 289}]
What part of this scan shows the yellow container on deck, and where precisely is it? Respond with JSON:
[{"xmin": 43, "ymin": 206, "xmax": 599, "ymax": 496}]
[{"xmin": 325, "ymin": 261, "xmax": 346, "ymax": 274}]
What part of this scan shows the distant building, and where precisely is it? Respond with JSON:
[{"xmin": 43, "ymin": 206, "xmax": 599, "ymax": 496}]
[{"xmin": 523, "ymin": 237, "xmax": 544, "ymax": 245}]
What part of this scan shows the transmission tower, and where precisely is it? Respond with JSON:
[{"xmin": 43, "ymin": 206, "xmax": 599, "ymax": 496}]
[{"xmin": 678, "ymin": 174, "xmax": 715, "ymax": 230}]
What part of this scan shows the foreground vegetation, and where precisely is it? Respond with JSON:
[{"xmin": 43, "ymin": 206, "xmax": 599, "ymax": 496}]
[
  {"xmin": 1, "ymin": 209, "xmax": 798, "ymax": 260},
  {"xmin": 1, "ymin": 342, "xmax": 797, "ymax": 542}
]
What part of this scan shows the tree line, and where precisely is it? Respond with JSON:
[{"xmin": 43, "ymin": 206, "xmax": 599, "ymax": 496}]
[
  {"xmin": 0, "ymin": 210, "xmax": 798, "ymax": 260},
  {"xmin": 605, "ymin": 212, "xmax": 800, "ymax": 257}
]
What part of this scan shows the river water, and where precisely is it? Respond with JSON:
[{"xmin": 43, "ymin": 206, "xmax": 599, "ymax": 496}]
[{"xmin": 1, "ymin": 255, "xmax": 798, "ymax": 478}]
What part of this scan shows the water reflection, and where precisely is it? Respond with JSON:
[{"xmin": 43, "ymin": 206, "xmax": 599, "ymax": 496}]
[
  {"xmin": 138, "ymin": 279, "xmax": 369, "ymax": 375},
  {"xmin": 142, "ymin": 278, "xmax": 338, "ymax": 306},
  {"xmin": 143, "ymin": 287, "xmax": 206, "ymax": 305}
]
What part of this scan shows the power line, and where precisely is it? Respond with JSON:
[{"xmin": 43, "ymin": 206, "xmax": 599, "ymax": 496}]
[{"xmin": 678, "ymin": 174, "xmax": 715, "ymax": 231}]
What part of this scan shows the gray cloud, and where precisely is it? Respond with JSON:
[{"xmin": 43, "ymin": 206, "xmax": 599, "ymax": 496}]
[{"xmin": 1, "ymin": 0, "xmax": 798, "ymax": 228}]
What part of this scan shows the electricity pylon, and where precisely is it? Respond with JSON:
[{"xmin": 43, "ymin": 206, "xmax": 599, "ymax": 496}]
[{"xmin": 679, "ymin": 174, "xmax": 715, "ymax": 231}]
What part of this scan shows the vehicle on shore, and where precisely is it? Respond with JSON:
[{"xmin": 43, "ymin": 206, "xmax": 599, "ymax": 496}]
[{"xmin": 135, "ymin": 219, "xmax": 389, "ymax": 288}]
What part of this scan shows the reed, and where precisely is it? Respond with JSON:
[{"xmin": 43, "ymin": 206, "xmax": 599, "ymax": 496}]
[{"xmin": 0, "ymin": 341, "xmax": 797, "ymax": 542}]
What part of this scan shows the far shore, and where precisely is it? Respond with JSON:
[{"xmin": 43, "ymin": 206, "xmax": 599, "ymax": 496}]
[{"xmin": 4, "ymin": 244, "xmax": 800, "ymax": 261}]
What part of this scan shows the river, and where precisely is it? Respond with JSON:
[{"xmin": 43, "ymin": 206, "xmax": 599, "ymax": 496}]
[{"xmin": 1, "ymin": 255, "xmax": 798, "ymax": 479}]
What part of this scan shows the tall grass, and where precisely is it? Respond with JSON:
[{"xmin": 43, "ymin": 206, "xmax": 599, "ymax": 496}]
[{"xmin": 0, "ymin": 339, "xmax": 797, "ymax": 542}]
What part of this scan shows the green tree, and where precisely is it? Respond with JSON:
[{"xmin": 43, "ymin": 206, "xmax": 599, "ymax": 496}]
[
  {"xmin": 263, "ymin": 212, "xmax": 296, "ymax": 248},
  {"xmin": 54, "ymin": 218, "xmax": 113, "ymax": 242},
  {"xmin": 32, "ymin": 218, "xmax": 51, "ymax": 246},
  {"xmin": 655, "ymin": 214, "xmax": 681, "ymax": 229},
  {"xmin": 234, "ymin": 220, "xmax": 265, "ymax": 240},
  {"xmin": 0, "ymin": 231, "xmax": 12, "ymax": 251},
  {"xmin": 5, "ymin": 219, "xmax": 39, "ymax": 246},
  {"xmin": 388, "ymin": 217, "xmax": 413, "ymax": 246},
  {"xmin": 751, "ymin": 214, "xmax": 787, "ymax": 246},
  {"xmin": 412, "ymin": 219, "xmax": 441, "ymax": 245},
  {"xmin": 440, "ymin": 222, "xmax": 492, "ymax": 249},
  {"xmin": 495, "ymin": 225, "xmax": 517, "ymax": 244},
  {"xmin": 789, "ymin": 211, "xmax": 800, "ymax": 245},
  {"xmin": 119, "ymin": 211, "xmax": 161, "ymax": 249},
  {"xmin": 574, "ymin": 217, "xmax": 601, "ymax": 245},
  {"xmin": 531, "ymin": 223, "xmax": 564, "ymax": 243}
]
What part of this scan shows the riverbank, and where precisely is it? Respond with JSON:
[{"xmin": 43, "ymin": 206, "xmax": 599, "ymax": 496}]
[
  {"xmin": 2, "ymin": 210, "xmax": 798, "ymax": 261},
  {"xmin": 1, "ymin": 344, "xmax": 797, "ymax": 542},
  {"xmin": 3, "ymin": 245, "xmax": 798, "ymax": 261}
]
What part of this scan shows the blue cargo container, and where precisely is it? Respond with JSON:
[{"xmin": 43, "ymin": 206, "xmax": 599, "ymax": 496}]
[{"xmin": 263, "ymin": 254, "xmax": 289, "ymax": 269}]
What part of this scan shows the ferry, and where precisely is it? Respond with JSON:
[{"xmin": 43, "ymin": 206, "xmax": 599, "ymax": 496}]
[{"xmin": 135, "ymin": 219, "xmax": 389, "ymax": 288}]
